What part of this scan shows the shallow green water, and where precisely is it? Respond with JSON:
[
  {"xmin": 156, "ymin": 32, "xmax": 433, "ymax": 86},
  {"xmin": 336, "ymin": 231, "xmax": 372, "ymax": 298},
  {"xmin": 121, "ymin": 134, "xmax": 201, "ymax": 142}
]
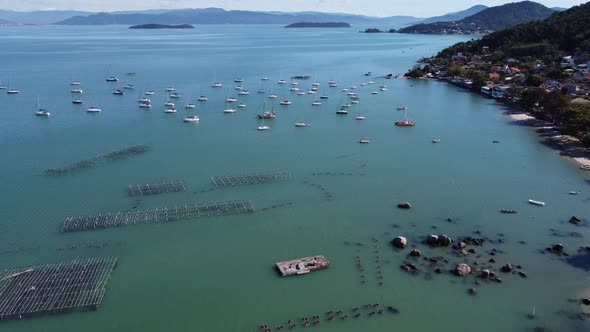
[{"xmin": 0, "ymin": 25, "xmax": 589, "ymax": 332}]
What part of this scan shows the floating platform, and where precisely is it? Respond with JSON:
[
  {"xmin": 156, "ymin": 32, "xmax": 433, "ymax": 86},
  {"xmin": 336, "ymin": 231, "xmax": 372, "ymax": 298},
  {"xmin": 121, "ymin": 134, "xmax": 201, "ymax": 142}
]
[
  {"xmin": 0, "ymin": 257, "xmax": 117, "ymax": 321},
  {"xmin": 128, "ymin": 180, "xmax": 186, "ymax": 196},
  {"xmin": 276, "ymin": 255, "xmax": 330, "ymax": 277},
  {"xmin": 61, "ymin": 200, "xmax": 255, "ymax": 233},
  {"xmin": 211, "ymin": 171, "xmax": 289, "ymax": 187},
  {"xmin": 43, "ymin": 144, "xmax": 150, "ymax": 176}
]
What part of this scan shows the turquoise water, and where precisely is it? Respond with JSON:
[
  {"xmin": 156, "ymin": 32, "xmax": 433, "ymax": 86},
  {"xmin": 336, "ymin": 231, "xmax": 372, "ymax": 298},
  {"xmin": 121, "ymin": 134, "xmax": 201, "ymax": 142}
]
[{"xmin": 0, "ymin": 25, "xmax": 589, "ymax": 332}]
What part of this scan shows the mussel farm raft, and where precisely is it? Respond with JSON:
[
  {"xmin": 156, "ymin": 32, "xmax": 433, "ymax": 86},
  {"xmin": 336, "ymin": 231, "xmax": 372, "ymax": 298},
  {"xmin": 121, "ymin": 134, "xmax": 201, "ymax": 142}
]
[
  {"xmin": 276, "ymin": 256, "xmax": 330, "ymax": 277},
  {"xmin": 0, "ymin": 257, "xmax": 118, "ymax": 321}
]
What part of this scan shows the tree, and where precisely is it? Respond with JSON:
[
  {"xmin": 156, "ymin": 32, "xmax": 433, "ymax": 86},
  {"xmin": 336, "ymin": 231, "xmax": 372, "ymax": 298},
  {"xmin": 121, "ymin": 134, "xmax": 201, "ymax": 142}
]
[{"xmin": 524, "ymin": 75, "xmax": 543, "ymax": 87}]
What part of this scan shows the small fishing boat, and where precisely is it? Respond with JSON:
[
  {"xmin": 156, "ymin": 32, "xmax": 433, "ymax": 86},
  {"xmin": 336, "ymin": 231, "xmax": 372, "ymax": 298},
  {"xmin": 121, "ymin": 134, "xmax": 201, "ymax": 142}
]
[
  {"xmin": 70, "ymin": 88, "xmax": 83, "ymax": 93},
  {"xmin": 580, "ymin": 165, "xmax": 590, "ymax": 170},
  {"xmin": 380, "ymin": 87, "xmax": 388, "ymax": 91},
  {"xmin": 359, "ymin": 139, "xmax": 370, "ymax": 144},
  {"xmin": 291, "ymin": 75, "xmax": 310, "ymax": 79},
  {"xmin": 528, "ymin": 199, "xmax": 545, "ymax": 206},
  {"xmin": 198, "ymin": 96, "xmax": 208, "ymax": 101},
  {"xmin": 269, "ymin": 94, "xmax": 278, "ymax": 99},
  {"xmin": 280, "ymin": 100, "xmax": 292, "ymax": 105},
  {"xmin": 113, "ymin": 89, "xmax": 124, "ymax": 95},
  {"xmin": 87, "ymin": 106, "xmax": 101, "ymax": 113},
  {"xmin": 183, "ymin": 115, "xmax": 200, "ymax": 122}
]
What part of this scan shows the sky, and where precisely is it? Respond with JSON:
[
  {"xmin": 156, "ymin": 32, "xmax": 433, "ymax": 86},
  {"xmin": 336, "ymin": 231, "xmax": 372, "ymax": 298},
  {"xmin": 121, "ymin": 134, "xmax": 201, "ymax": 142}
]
[{"xmin": 0, "ymin": 0, "xmax": 587, "ymax": 17}]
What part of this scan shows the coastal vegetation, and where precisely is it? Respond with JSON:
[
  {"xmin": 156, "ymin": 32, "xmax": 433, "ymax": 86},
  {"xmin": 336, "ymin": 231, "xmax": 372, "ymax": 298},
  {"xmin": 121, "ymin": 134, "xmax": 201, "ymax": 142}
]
[
  {"xmin": 129, "ymin": 24, "xmax": 194, "ymax": 29},
  {"xmin": 285, "ymin": 22, "xmax": 350, "ymax": 28},
  {"xmin": 398, "ymin": 1, "xmax": 556, "ymax": 35},
  {"xmin": 362, "ymin": 28, "xmax": 396, "ymax": 33},
  {"xmin": 406, "ymin": 2, "xmax": 590, "ymax": 145}
]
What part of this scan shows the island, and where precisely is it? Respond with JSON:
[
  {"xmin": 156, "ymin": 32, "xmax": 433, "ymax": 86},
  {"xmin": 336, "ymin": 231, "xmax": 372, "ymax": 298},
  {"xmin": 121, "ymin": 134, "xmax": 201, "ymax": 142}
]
[
  {"xmin": 285, "ymin": 22, "xmax": 351, "ymax": 28},
  {"xmin": 129, "ymin": 24, "xmax": 195, "ymax": 29},
  {"xmin": 362, "ymin": 28, "xmax": 396, "ymax": 33}
]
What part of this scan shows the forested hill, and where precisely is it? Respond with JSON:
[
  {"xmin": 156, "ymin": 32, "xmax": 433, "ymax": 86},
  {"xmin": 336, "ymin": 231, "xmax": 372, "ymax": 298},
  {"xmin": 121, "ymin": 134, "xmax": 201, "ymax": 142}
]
[
  {"xmin": 436, "ymin": 2, "xmax": 590, "ymax": 60},
  {"xmin": 398, "ymin": 1, "xmax": 555, "ymax": 35}
]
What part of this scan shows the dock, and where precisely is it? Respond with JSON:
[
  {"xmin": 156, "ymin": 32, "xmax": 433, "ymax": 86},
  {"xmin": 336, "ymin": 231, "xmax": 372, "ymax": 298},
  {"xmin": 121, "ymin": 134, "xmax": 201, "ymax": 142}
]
[
  {"xmin": 0, "ymin": 257, "xmax": 117, "ymax": 321},
  {"xmin": 211, "ymin": 171, "xmax": 290, "ymax": 187},
  {"xmin": 128, "ymin": 180, "xmax": 186, "ymax": 196},
  {"xmin": 276, "ymin": 255, "xmax": 330, "ymax": 277},
  {"xmin": 61, "ymin": 200, "xmax": 255, "ymax": 233}
]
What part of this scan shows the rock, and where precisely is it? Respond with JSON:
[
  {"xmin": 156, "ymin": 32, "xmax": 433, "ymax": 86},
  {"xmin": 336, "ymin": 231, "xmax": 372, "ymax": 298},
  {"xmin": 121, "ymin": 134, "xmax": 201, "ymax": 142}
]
[
  {"xmin": 458, "ymin": 242, "xmax": 467, "ymax": 249},
  {"xmin": 468, "ymin": 248, "xmax": 476, "ymax": 254},
  {"xmin": 570, "ymin": 216, "xmax": 582, "ymax": 225},
  {"xmin": 552, "ymin": 243, "xmax": 564, "ymax": 253},
  {"xmin": 518, "ymin": 271, "xmax": 528, "ymax": 278},
  {"xmin": 397, "ymin": 202, "xmax": 411, "ymax": 209},
  {"xmin": 434, "ymin": 268, "xmax": 442, "ymax": 274},
  {"xmin": 455, "ymin": 263, "xmax": 471, "ymax": 276},
  {"xmin": 488, "ymin": 258, "xmax": 496, "ymax": 263},
  {"xmin": 460, "ymin": 249, "xmax": 469, "ymax": 256},
  {"xmin": 426, "ymin": 234, "xmax": 439, "ymax": 246},
  {"xmin": 582, "ymin": 298, "xmax": 590, "ymax": 305},
  {"xmin": 480, "ymin": 269, "xmax": 491, "ymax": 278},
  {"xmin": 500, "ymin": 264, "xmax": 513, "ymax": 273},
  {"xmin": 468, "ymin": 288, "xmax": 477, "ymax": 295},
  {"xmin": 409, "ymin": 249, "xmax": 421, "ymax": 257},
  {"xmin": 392, "ymin": 236, "xmax": 407, "ymax": 249},
  {"xmin": 438, "ymin": 235, "xmax": 452, "ymax": 247}
]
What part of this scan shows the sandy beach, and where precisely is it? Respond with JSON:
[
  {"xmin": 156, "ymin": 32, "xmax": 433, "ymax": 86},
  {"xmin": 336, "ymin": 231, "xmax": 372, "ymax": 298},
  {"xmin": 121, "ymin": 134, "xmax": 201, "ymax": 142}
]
[{"xmin": 508, "ymin": 112, "xmax": 590, "ymax": 168}]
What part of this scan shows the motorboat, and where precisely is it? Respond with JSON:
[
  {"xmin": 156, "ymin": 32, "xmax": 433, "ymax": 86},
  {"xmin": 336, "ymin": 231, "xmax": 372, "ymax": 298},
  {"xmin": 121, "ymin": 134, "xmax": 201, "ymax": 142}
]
[
  {"xmin": 280, "ymin": 100, "xmax": 292, "ymax": 105},
  {"xmin": 257, "ymin": 125, "xmax": 270, "ymax": 131},
  {"xmin": 238, "ymin": 90, "xmax": 250, "ymax": 95},
  {"xmin": 70, "ymin": 80, "xmax": 81, "ymax": 85},
  {"xmin": 185, "ymin": 103, "xmax": 196, "ymax": 109},
  {"xmin": 397, "ymin": 106, "xmax": 408, "ymax": 110},
  {"xmin": 70, "ymin": 88, "xmax": 83, "ymax": 93},
  {"xmin": 183, "ymin": 115, "xmax": 200, "ymax": 122},
  {"xmin": 164, "ymin": 107, "xmax": 177, "ymax": 113},
  {"xmin": 528, "ymin": 199, "xmax": 545, "ymax": 206},
  {"xmin": 290, "ymin": 87, "xmax": 300, "ymax": 91},
  {"xmin": 224, "ymin": 108, "xmax": 237, "ymax": 113},
  {"xmin": 294, "ymin": 122, "xmax": 309, "ymax": 127},
  {"xmin": 297, "ymin": 92, "xmax": 306, "ymax": 96},
  {"xmin": 359, "ymin": 139, "xmax": 370, "ymax": 144},
  {"xmin": 211, "ymin": 82, "xmax": 223, "ymax": 88},
  {"xmin": 106, "ymin": 76, "xmax": 119, "ymax": 82},
  {"xmin": 72, "ymin": 99, "xmax": 83, "ymax": 104},
  {"xmin": 124, "ymin": 84, "xmax": 134, "ymax": 90},
  {"xmin": 371, "ymin": 91, "xmax": 379, "ymax": 95},
  {"xmin": 113, "ymin": 89, "xmax": 124, "ymax": 95},
  {"xmin": 432, "ymin": 139, "xmax": 441, "ymax": 143},
  {"xmin": 198, "ymin": 96, "xmax": 208, "ymax": 101},
  {"xmin": 351, "ymin": 100, "xmax": 359, "ymax": 104},
  {"xmin": 165, "ymin": 101, "xmax": 175, "ymax": 107},
  {"xmin": 226, "ymin": 98, "xmax": 238, "ymax": 103},
  {"xmin": 258, "ymin": 89, "xmax": 266, "ymax": 93},
  {"xmin": 35, "ymin": 110, "xmax": 50, "ymax": 116},
  {"xmin": 320, "ymin": 95, "xmax": 329, "ymax": 99},
  {"xmin": 238, "ymin": 103, "xmax": 247, "ymax": 108},
  {"xmin": 145, "ymin": 90, "xmax": 155, "ymax": 95},
  {"xmin": 234, "ymin": 78, "xmax": 244, "ymax": 83},
  {"xmin": 355, "ymin": 116, "xmax": 366, "ymax": 120},
  {"xmin": 336, "ymin": 109, "xmax": 348, "ymax": 115},
  {"xmin": 87, "ymin": 106, "xmax": 101, "ymax": 113},
  {"xmin": 269, "ymin": 94, "xmax": 278, "ymax": 99},
  {"xmin": 7, "ymin": 89, "xmax": 19, "ymax": 94},
  {"xmin": 312, "ymin": 101, "xmax": 322, "ymax": 106},
  {"xmin": 278, "ymin": 80, "xmax": 287, "ymax": 84},
  {"xmin": 170, "ymin": 92, "xmax": 181, "ymax": 98},
  {"xmin": 261, "ymin": 77, "xmax": 269, "ymax": 81},
  {"xmin": 138, "ymin": 102, "xmax": 151, "ymax": 108}
]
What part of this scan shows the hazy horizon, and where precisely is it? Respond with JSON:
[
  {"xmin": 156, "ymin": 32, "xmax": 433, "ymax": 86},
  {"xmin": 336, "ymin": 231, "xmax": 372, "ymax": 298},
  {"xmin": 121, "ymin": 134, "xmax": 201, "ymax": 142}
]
[{"xmin": 0, "ymin": 0, "xmax": 586, "ymax": 17}]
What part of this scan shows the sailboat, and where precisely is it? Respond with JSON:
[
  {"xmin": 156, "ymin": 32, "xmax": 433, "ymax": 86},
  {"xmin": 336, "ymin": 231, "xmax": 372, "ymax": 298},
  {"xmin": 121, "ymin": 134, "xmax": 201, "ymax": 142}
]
[
  {"xmin": 87, "ymin": 105, "xmax": 102, "ymax": 113},
  {"xmin": 395, "ymin": 109, "xmax": 415, "ymax": 127},
  {"xmin": 257, "ymin": 99, "xmax": 276, "ymax": 119},
  {"xmin": 223, "ymin": 99, "xmax": 237, "ymax": 113},
  {"xmin": 34, "ymin": 97, "xmax": 50, "ymax": 117},
  {"xmin": 355, "ymin": 102, "xmax": 365, "ymax": 120},
  {"xmin": 183, "ymin": 107, "xmax": 200, "ymax": 122},
  {"xmin": 6, "ymin": 81, "xmax": 18, "ymax": 94},
  {"xmin": 211, "ymin": 72, "xmax": 222, "ymax": 87}
]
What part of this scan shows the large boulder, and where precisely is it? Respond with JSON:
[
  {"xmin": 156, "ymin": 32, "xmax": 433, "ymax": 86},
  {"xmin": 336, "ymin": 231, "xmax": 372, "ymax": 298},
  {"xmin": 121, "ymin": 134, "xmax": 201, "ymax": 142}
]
[
  {"xmin": 392, "ymin": 236, "xmax": 408, "ymax": 249},
  {"xmin": 409, "ymin": 249, "xmax": 421, "ymax": 257},
  {"xmin": 500, "ymin": 264, "xmax": 513, "ymax": 273},
  {"xmin": 426, "ymin": 234, "xmax": 439, "ymax": 246},
  {"xmin": 552, "ymin": 243, "xmax": 564, "ymax": 253},
  {"xmin": 438, "ymin": 235, "xmax": 452, "ymax": 247},
  {"xmin": 455, "ymin": 263, "xmax": 471, "ymax": 276}
]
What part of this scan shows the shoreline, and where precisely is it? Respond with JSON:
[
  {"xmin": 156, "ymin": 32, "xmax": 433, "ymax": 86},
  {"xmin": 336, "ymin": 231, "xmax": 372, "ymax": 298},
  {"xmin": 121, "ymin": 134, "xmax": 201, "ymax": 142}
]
[
  {"xmin": 428, "ymin": 78, "xmax": 590, "ymax": 170},
  {"xmin": 506, "ymin": 107, "xmax": 590, "ymax": 169}
]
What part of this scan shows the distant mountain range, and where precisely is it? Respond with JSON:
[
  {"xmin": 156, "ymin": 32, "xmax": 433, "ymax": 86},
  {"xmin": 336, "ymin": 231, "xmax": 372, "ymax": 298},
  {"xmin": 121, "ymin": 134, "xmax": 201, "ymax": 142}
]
[
  {"xmin": 0, "ymin": 4, "xmax": 571, "ymax": 26},
  {"xmin": 54, "ymin": 8, "xmax": 420, "ymax": 26},
  {"xmin": 414, "ymin": 5, "xmax": 488, "ymax": 24},
  {"xmin": 398, "ymin": 1, "xmax": 557, "ymax": 35}
]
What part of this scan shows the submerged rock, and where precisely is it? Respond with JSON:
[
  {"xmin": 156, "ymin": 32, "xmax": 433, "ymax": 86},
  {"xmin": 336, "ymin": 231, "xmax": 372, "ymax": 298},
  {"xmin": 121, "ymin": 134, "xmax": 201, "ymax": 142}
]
[
  {"xmin": 500, "ymin": 264, "xmax": 513, "ymax": 273},
  {"xmin": 392, "ymin": 236, "xmax": 408, "ymax": 249},
  {"xmin": 397, "ymin": 202, "xmax": 412, "ymax": 209},
  {"xmin": 409, "ymin": 249, "xmax": 421, "ymax": 257},
  {"xmin": 426, "ymin": 234, "xmax": 439, "ymax": 246},
  {"xmin": 569, "ymin": 216, "xmax": 582, "ymax": 225},
  {"xmin": 455, "ymin": 263, "xmax": 471, "ymax": 276}
]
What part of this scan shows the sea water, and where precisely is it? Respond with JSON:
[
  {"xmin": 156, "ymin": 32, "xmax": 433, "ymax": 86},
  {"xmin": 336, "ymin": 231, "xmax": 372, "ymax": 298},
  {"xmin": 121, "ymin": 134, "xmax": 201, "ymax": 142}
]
[{"xmin": 0, "ymin": 25, "xmax": 588, "ymax": 332}]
